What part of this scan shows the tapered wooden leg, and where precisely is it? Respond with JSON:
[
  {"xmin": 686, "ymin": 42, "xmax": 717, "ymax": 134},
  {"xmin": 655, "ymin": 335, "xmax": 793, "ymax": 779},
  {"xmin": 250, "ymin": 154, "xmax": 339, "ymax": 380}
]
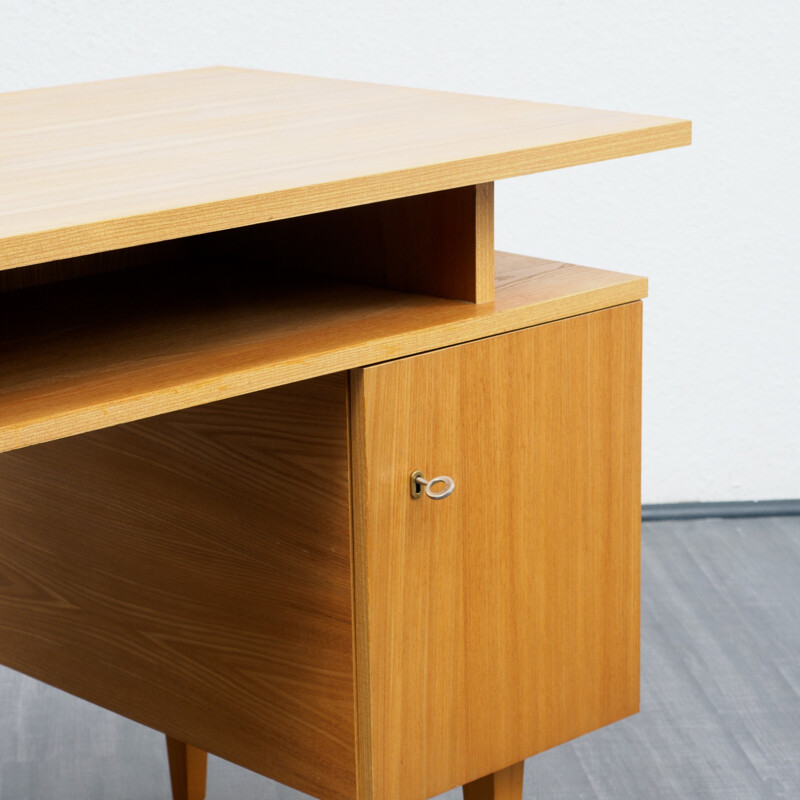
[
  {"xmin": 463, "ymin": 761, "xmax": 525, "ymax": 800},
  {"xmin": 165, "ymin": 736, "xmax": 208, "ymax": 800}
]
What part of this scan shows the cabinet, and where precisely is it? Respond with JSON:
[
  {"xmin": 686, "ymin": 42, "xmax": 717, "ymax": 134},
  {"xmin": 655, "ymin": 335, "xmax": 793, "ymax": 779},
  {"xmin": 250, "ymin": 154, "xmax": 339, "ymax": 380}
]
[
  {"xmin": 0, "ymin": 67, "xmax": 689, "ymax": 800},
  {"xmin": 352, "ymin": 302, "xmax": 642, "ymax": 799},
  {"xmin": 0, "ymin": 304, "xmax": 640, "ymax": 800}
]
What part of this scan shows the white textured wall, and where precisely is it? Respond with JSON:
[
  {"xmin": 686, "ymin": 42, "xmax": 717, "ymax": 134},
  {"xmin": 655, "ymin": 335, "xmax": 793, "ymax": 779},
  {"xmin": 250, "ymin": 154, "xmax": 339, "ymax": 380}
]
[{"xmin": 2, "ymin": 1, "xmax": 799, "ymax": 503}]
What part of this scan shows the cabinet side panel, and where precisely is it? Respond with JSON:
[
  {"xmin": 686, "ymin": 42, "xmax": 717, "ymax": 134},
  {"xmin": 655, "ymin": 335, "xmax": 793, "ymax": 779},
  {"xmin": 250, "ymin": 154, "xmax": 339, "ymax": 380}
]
[
  {"xmin": 353, "ymin": 303, "xmax": 642, "ymax": 800},
  {"xmin": 0, "ymin": 375, "xmax": 357, "ymax": 800}
]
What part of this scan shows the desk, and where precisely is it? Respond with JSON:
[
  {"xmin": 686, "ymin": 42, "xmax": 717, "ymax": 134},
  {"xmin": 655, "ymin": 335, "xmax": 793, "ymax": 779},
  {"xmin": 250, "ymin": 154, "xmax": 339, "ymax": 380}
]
[{"xmin": 0, "ymin": 68, "xmax": 690, "ymax": 800}]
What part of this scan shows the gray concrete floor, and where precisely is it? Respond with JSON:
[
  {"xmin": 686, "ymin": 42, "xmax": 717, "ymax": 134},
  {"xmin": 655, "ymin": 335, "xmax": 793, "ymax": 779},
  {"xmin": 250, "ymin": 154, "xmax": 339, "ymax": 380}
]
[{"xmin": 2, "ymin": 516, "xmax": 799, "ymax": 799}]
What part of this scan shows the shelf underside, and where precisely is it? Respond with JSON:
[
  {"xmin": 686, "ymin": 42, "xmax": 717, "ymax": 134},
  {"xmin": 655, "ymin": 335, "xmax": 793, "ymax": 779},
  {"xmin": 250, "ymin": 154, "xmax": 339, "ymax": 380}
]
[{"xmin": 0, "ymin": 251, "xmax": 646, "ymax": 452}]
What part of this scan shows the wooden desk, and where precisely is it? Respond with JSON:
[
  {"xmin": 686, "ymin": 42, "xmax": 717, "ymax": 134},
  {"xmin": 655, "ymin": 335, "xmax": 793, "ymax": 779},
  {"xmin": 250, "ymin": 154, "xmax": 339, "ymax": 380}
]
[{"xmin": 0, "ymin": 68, "xmax": 690, "ymax": 800}]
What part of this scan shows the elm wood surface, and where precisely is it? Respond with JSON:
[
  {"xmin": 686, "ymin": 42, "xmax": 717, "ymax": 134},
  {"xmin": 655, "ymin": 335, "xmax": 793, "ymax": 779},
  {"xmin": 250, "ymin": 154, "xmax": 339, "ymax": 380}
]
[
  {"xmin": 350, "ymin": 302, "xmax": 642, "ymax": 800},
  {"xmin": 166, "ymin": 737, "xmax": 207, "ymax": 800},
  {"xmin": 0, "ymin": 251, "xmax": 647, "ymax": 453},
  {"xmin": 0, "ymin": 184, "xmax": 494, "ymax": 303},
  {"xmin": 463, "ymin": 763, "xmax": 525, "ymax": 800},
  {"xmin": 0, "ymin": 67, "xmax": 690, "ymax": 271},
  {"xmin": 216, "ymin": 183, "xmax": 496, "ymax": 303},
  {"xmin": 0, "ymin": 375, "xmax": 357, "ymax": 800}
]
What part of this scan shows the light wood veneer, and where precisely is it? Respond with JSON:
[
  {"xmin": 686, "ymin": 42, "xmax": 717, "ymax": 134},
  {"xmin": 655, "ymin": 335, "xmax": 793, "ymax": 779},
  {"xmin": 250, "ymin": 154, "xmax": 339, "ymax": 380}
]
[
  {"xmin": 0, "ymin": 375, "xmax": 357, "ymax": 800},
  {"xmin": 0, "ymin": 251, "xmax": 646, "ymax": 453},
  {"xmin": 350, "ymin": 302, "xmax": 642, "ymax": 799},
  {"xmin": 0, "ymin": 67, "xmax": 689, "ymax": 271},
  {"xmin": 0, "ymin": 303, "xmax": 642, "ymax": 800}
]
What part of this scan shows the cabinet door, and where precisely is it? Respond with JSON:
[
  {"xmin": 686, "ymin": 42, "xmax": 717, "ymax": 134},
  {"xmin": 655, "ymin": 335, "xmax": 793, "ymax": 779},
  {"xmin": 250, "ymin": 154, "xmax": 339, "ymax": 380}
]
[{"xmin": 350, "ymin": 302, "xmax": 642, "ymax": 800}]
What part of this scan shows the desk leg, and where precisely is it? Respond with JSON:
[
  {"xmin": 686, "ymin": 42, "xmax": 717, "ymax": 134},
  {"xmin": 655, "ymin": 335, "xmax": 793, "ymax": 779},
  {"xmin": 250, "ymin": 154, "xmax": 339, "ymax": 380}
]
[
  {"xmin": 463, "ymin": 762, "xmax": 524, "ymax": 800},
  {"xmin": 165, "ymin": 737, "xmax": 208, "ymax": 800}
]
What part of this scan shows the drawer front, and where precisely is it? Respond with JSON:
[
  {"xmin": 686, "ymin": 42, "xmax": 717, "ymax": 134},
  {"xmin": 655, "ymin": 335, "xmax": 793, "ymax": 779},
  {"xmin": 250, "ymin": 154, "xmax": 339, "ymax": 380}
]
[{"xmin": 350, "ymin": 302, "xmax": 642, "ymax": 800}]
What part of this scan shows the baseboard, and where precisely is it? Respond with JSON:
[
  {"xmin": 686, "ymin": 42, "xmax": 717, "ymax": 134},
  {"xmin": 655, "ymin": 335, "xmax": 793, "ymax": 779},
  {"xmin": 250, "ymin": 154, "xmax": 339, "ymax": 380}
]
[{"xmin": 642, "ymin": 499, "xmax": 800, "ymax": 521}]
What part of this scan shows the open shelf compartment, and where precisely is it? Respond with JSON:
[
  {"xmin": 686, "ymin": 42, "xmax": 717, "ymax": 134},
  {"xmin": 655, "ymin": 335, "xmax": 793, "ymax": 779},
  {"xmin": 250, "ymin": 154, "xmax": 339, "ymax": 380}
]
[{"xmin": 0, "ymin": 251, "xmax": 646, "ymax": 452}]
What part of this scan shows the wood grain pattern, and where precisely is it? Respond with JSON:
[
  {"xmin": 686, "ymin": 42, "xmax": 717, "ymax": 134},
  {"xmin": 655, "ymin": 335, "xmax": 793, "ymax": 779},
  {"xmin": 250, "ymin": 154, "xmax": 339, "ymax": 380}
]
[
  {"xmin": 0, "ymin": 251, "xmax": 646, "ymax": 453},
  {"xmin": 0, "ymin": 67, "xmax": 690, "ymax": 271},
  {"xmin": 212, "ymin": 183, "xmax": 495, "ymax": 303},
  {"xmin": 0, "ymin": 184, "xmax": 494, "ymax": 301},
  {"xmin": 350, "ymin": 302, "xmax": 642, "ymax": 800},
  {"xmin": 463, "ymin": 763, "xmax": 525, "ymax": 800},
  {"xmin": 474, "ymin": 183, "xmax": 495, "ymax": 303},
  {"xmin": 0, "ymin": 375, "xmax": 357, "ymax": 800},
  {"xmin": 166, "ymin": 737, "xmax": 207, "ymax": 800}
]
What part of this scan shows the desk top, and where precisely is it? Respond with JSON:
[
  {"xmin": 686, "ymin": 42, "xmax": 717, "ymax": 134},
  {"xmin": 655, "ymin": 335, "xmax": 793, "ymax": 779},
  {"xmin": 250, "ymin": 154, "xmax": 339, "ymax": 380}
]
[{"xmin": 0, "ymin": 67, "xmax": 690, "ymax": 270}]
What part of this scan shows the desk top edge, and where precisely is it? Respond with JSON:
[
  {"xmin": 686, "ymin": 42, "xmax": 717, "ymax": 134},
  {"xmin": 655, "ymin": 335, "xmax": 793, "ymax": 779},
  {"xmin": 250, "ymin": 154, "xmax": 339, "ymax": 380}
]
[{"xmin": 0, "ymin": 67, "xmax": 690, "ymax": 271}]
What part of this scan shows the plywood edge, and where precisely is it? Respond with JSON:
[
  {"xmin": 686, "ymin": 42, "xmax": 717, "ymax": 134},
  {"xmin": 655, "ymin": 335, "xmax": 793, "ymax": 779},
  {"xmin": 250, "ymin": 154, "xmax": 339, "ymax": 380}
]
[
  {"xmin": 474, "ymin": 183, "xmax": 495, "ymax": 303},
  {"xmin": 349, "ymin": 304, "xmax": 644, "ymax": 797},
  {"xmin": 0, "ymin": 122, "xmax": 689, "ymax": 272},
  {"xmin": 0, "ymin": 377, "xmax": 358, "ymax": 800},
  {"xmin": 348, "ymin": 370, "xmax": 376, "ymax": 800}
]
